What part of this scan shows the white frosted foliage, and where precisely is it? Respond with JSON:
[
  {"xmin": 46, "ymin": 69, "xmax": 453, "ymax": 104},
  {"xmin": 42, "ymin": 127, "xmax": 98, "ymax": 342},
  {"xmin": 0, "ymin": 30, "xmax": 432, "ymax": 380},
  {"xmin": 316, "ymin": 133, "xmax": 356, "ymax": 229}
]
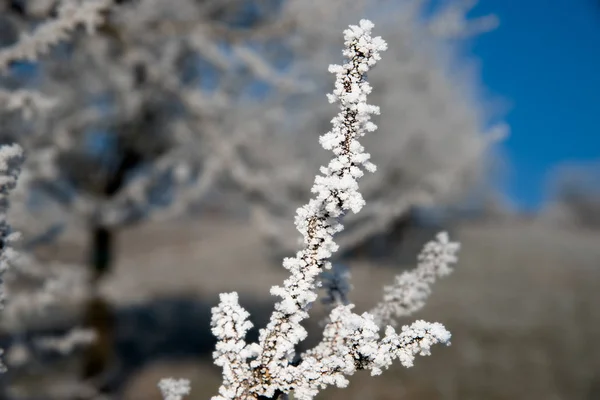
[
  {"xmin": 371, "ymin": 232, "xmax": 461, "ymax": 327},
  {"xmin": 208, "ymin": 20, "xmax": 457, "ymax": 400},
  {"xmin": 0, "ymin": 144, "xmax": 23, "ymax": 372},
  {"xmin": 159, "ymin": 378, "xmax": 191, "ymax": 400},
  {"xmin": 0, "ymin": 0, "xmax": 112, "ymax": 72}
]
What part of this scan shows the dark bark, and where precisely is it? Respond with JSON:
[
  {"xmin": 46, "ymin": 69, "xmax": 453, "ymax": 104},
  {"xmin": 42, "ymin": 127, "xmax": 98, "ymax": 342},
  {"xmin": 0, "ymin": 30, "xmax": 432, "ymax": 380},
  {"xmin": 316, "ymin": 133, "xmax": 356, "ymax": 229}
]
[
  {"xmin": 80, "ymin": 295, "xmax": 117, "ymax": 392},
  {"xmin": 79, "ymin": 226, "xmax": 117, "ymax": 397},
  {"xmin": 89, "ymin": 225, "xmax": 113, "ymax": 281}
]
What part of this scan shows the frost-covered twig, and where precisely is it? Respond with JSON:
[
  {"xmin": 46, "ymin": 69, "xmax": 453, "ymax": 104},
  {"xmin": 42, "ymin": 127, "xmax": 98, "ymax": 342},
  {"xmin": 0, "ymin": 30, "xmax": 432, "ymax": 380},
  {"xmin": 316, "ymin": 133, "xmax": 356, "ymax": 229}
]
[
  {"xmin": 209, "ymin": 19, "xmax": 455, "ymax": 400},
  {"xmin": 370, "ymin": 232, "xmax": 460, "ymax": 327},
  {"xmin": 0, "ymin": 0, "xmax": 112, "ymax": 73},
  {"xmin": 309, "ymin": 233, "xmax": 459, "ymax": 363}
]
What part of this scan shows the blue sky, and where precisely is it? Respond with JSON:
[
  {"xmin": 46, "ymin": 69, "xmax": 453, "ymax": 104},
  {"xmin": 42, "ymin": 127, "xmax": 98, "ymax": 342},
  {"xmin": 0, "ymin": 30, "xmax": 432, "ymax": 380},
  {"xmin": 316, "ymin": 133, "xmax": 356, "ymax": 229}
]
[{"xmin": 468, "ymin": 0, "xmax": 600, "ymax": 211}]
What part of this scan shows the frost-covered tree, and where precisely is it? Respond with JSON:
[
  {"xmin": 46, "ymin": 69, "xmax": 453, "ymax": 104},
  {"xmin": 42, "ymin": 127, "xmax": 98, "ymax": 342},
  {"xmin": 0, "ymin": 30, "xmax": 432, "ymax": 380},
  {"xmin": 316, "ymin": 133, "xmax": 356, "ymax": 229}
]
[
  {"xmin": 0, "ymin": 2, "xmax": 100, "ymax": 395},
  {"xmin": 0, "ymin": 0, "xmax": 315, "ymax": 390},
  {"xmin": 162, "ymin": 19, "xmax": 462, "ymax": 400},
  {"xmin": 0, "ymin": 0, "xmax": 504, "ymax": 269}
]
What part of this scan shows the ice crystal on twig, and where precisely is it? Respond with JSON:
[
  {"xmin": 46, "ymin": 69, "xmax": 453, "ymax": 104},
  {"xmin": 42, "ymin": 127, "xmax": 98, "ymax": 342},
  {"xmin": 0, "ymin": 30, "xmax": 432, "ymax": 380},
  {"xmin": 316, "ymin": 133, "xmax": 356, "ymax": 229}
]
[
  {"xmin": 209, "ymin": 20, "xmax": 455, "ymax": 400},
  {"xmin": 370, "ymin": 232, "xmax": 460, "ymax": 327}
]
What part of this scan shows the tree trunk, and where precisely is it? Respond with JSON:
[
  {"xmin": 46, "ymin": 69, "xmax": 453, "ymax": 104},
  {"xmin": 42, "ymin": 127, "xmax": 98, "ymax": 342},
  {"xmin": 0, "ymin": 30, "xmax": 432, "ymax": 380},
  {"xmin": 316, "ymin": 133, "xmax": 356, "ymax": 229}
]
[{"xmin": 80, "ymin": 225, "xmax": 117, "ymax": 396}]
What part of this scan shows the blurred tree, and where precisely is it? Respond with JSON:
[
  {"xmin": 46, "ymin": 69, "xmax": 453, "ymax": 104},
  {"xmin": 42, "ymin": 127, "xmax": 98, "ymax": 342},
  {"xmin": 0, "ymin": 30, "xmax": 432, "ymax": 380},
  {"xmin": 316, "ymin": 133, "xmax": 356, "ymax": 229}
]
[
  {"xmin": 0, "ymin": 0, "xmax": 303, "ymax": 394},
  {"xmin": 0, "ymin": 0, "xmax": 505, "ymax": 396},
  {"xmin": 543, "ymin": 162, "xmax": 600, "ymax": 230}
]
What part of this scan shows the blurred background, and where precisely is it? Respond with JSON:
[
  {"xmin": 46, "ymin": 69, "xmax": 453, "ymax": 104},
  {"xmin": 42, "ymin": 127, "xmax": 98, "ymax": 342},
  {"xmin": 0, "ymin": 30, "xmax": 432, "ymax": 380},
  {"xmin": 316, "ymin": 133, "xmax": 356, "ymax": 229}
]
[{"xmin": 0, "ymin": 0, "xmax": 598, "ymax": 399}]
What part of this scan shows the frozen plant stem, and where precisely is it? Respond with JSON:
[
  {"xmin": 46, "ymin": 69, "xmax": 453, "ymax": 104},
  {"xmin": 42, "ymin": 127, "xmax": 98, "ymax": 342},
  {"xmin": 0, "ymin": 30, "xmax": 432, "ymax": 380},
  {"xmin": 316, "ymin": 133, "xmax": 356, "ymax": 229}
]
[
  {"xmin": 256, "ymin": 17, "xmax": 387, "ymax": 378},
  {"xmin": 209, "ymin": 20, "xmax": 454, "ymax": 400}
]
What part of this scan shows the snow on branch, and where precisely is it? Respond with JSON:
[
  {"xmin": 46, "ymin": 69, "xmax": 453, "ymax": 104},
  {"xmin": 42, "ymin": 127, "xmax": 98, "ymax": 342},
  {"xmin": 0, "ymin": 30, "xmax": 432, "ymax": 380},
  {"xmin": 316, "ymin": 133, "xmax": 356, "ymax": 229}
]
[
  {"xmin": 211, "ymin": 292, "xmax": 260, "ymax": 399},
  {"xmin": 0, "ymin": 0, "xmax": 112, "ymax": 73},
  {"xmin": 254, "ymin": 19, "xmax": 387, "ymax": 388},
  {"xmin": 206, "ymin": 19, "xmax": 456, "ymax": 400},
  {"xmin": 370, "ymin": 232, "xmax": 460, "ymax": 327},
  {"xmin": 0, "ymin": 89, "xmax": 57, "ymax": 119}
]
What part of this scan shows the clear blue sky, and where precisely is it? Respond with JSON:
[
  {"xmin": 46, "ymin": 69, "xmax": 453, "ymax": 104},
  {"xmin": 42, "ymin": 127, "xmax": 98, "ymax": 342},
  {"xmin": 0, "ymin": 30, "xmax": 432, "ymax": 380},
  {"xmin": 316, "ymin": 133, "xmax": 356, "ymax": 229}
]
[{"xmin": 468, "ymin": 0, "xmax": 600, "ymax": 211}]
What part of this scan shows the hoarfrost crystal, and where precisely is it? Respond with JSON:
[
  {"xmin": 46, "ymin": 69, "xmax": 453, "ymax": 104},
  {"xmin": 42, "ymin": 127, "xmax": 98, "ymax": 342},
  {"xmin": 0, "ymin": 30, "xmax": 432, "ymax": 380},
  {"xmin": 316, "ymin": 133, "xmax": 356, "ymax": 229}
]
[{"xmin": 208, "ymin": 20, "xmax": 458, "ymax": 400}]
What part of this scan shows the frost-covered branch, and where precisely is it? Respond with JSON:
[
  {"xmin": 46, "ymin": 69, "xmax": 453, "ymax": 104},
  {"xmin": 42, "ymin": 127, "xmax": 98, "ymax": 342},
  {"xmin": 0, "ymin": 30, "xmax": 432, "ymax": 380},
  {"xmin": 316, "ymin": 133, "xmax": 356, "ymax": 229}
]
[
  {"xmin": 211, "ymin": 292, "xmax": 260, "ymax": 398},
  {"xmin": 0, "ymin": 0, "xmax": 112, "ymax": 73},
  {"xmin": 253, "ymin": 19, "xmax": 387, "ymax": 388},
  {"xmin": 209, "ymin": 19, "xmax": 455, "ymax": 400},
  {"xmin": 301, "ymin": 306, "xmax": 450, "ymax": 377},
  {"xmin": 370, "ymin": 232, "xmax": 460, "ymax": 327}
]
